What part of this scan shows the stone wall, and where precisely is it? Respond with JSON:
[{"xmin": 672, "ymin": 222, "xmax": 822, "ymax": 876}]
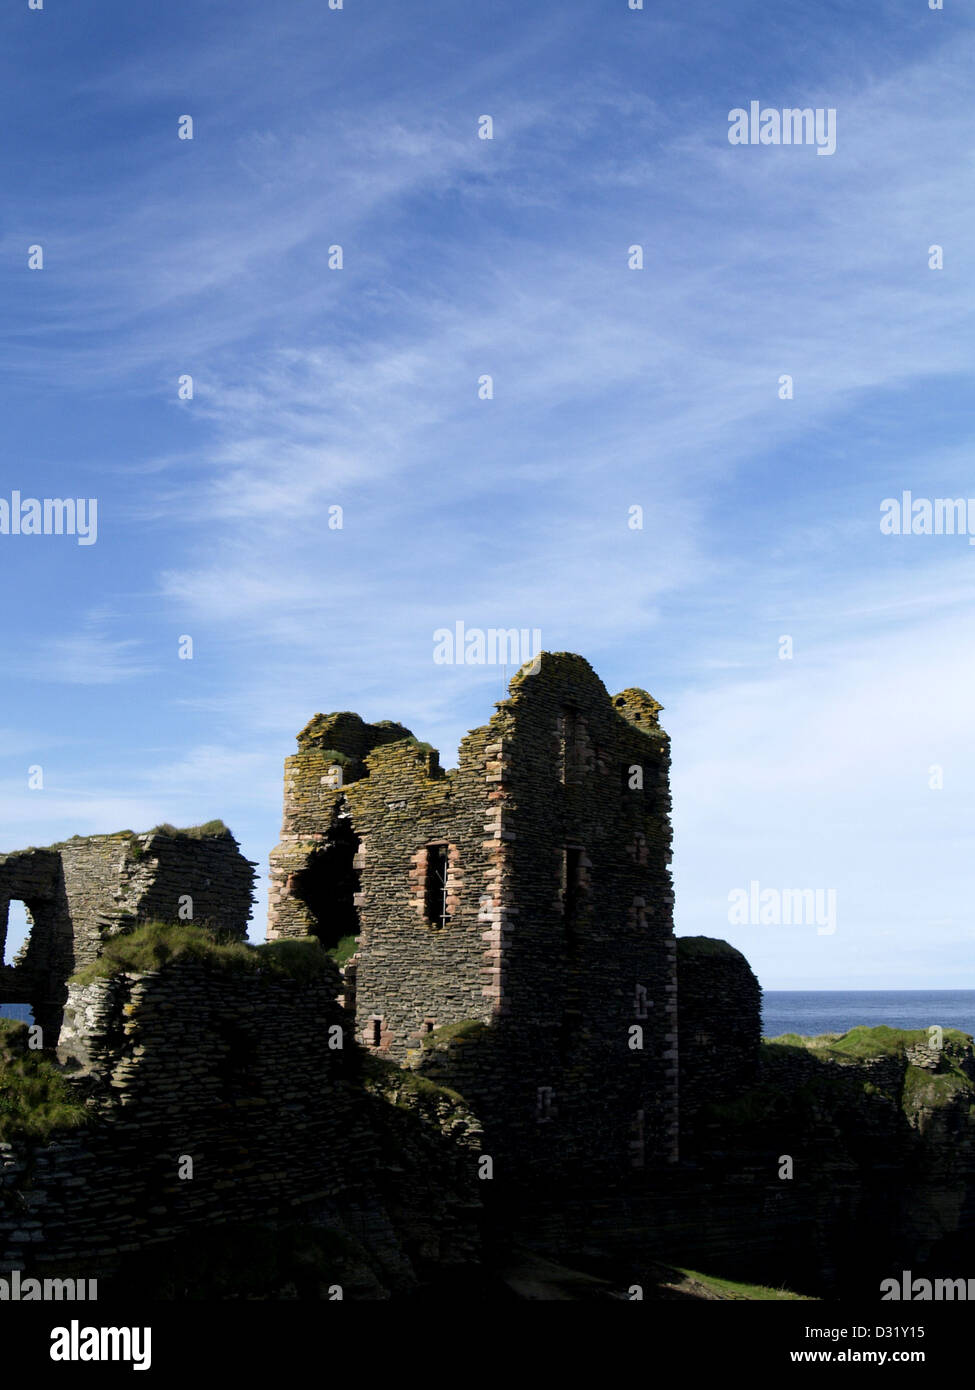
[
  {"xmin": 1, "ymin": 952, "xmax": 482, "ymax": 1296},
  {"xmin": 345, "ymin": 728, "xmax": 492, "ymax": 1055},
  {"xmin": 0, "ymin": 825, "xmax": 255, "ymax": 1043},
  {"xmin": 676, "ymin": 936, "xmax": 762, "ymax": 1138}
]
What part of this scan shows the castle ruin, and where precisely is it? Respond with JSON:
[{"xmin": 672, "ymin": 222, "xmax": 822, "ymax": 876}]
[
  {"xmin": 267, "ymin": 651, "xmax": 682, "ymax": 1182},
  {"xmin": 5, "ymin": 653, "xmax": 968, "ymax": 1300}
]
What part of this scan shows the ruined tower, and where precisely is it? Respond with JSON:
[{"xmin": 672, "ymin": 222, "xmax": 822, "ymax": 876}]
[{"xmin": 267, "ymin": 652, "xmax": 679, "ymax": 1184}]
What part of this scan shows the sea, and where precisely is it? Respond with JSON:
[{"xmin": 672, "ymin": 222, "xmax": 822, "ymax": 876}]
[
  {"xmin": 2, "ymin": 992, "xmax": 973, "ymax": 1037},
  {"xmin": 761, "ymin": 990, "xmax": 975, "ymax": 1039},
  {"xmin": 0, "ymin": 1003, "xmax": 32, "ymax": 1023}
]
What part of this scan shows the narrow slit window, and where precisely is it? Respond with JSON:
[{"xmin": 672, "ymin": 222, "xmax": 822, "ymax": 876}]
[
  {"xmin": 558, "ymin": 708, "xmax": 577, "ymax": 784},
  {"xmin": 562, "ymin": 847, "xmax": 583, "ymax": 933},
  {"xmin": 424, "ymin": 843, "xmax": 450, "ymax": 928}
]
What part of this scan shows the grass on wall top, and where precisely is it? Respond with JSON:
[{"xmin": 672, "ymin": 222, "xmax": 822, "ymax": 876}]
[{"xmin": 70, "ymin": 922, "xmax": 335, "ymax": 986}]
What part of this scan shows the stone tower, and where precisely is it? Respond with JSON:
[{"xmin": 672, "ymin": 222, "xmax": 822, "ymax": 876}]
[{"xmin": 267, "ymin": 652, "xmax": 678, "ymax": 1184}]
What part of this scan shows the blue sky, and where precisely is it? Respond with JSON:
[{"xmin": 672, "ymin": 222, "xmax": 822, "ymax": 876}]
[{"xmin": 1, "ymin": 0, "xmax": 973, "ymax": 988}]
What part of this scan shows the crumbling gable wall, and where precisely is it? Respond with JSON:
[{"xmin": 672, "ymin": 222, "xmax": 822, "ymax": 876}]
[
  {"xmin": 266, "ymin": 713, "xmax": 411, "ymax": 944},
  {"xmin": 0, "ymin": 825, "xmax": 254, "ymax": 1043},
  {"xmin": 342, "ymin": 717, "xmax": 501, "ymax": 1056}
]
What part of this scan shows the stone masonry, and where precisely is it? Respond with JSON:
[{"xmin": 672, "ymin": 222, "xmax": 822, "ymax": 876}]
[{"xmin": 1, "ymin": 954, "xmax": 482, "ymax": 1293}]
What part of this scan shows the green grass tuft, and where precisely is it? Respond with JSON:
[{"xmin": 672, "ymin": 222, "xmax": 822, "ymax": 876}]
[
  {"xmin": 0, "ymin": 1020, "xmax": 89, "ymax": 1142},
  {"xmin": 764, "ymin": 1025, "xmax": 972, "ymax": 1060},
  {"xmin": 70, "ymin": 922, "xmax": 255, "ymax": 984},
  {"xmin": 254, "ymin": 936, "xmax": 336, "ymax": 983},
  {"xmin": 70, "ymin": 922, "xmax": 334, "ymax": 986},
  {"xmin": 146, "ymin": 819, "xmax": 230, "ymax": 839},
  {"xmin": 673, "ymin": 1266, "xmax": 815, "ymax": 1301},
  {"xmin": 421, "ymin": 1019, "xmax": 489, "ymax": 1048},
  {"xmin": 325, "ymin": 934, "xmax": 358, "ymax": 967}
]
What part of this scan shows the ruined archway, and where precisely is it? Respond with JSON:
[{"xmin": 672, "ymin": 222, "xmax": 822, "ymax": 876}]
[
  {"xmin": 0, "ymin": 898, "xmax": 34, "ymax": 1024},
  {"xmin": 0, "ymin": 854, "xmax": 72, "ymax": 1044}
]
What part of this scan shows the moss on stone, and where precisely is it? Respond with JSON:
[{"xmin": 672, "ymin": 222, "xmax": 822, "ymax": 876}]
[
  {"xmin": 902, "ymin": 1061, "xmax": 972, "ymax": 1113},
  {"xmin": 724, "ymin": 1031, "xmax": 975, "ymax": 1138},
  {"xmin": 360, "ymin": 1051, "xmax": 464, "ymax": 1106},
  {"xmin": 421, "ymin": 1019, "xmax": 489, "ymax": 1049},
  {"xmin": 833, "ymin": 1025, "xmax": 970, "ymax": 1058}
]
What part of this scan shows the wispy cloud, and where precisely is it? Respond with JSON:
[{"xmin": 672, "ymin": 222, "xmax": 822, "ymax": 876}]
[
  {"xmin": 14, "ymin": 614, "xmax": 155, "ymax": 686},
  {"xmin": 2, "ymin": 2, "xmax": 973, "ymax": 982}
]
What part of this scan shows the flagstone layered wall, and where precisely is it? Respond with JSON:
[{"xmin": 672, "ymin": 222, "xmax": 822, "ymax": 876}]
[{"xmin": 0, "ymin": 956, "xmax": 482, "ymax": 1294}]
